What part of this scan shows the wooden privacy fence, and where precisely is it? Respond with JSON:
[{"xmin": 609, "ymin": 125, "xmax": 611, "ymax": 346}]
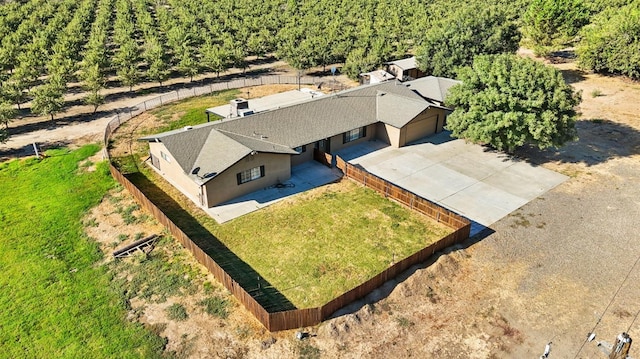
[
  {"xmin": 103, "ymin": 74, "xmax": 471, "ymax": 331},
  {"xmin": 335, "ymin": 155, "xmax": 470, "ymax": 229},
  {"xmin": 312, "ymin": 148, "xmax": 332, "ymax": 168},
  {"xmin": 109, "ymin": 165, "xmax": 271, "ymax": 326}
]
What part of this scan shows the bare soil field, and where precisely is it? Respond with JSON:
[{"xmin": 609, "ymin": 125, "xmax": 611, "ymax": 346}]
[{"xmin": 6, "ymin": 53, "xmax": 640, "ymax": 358}]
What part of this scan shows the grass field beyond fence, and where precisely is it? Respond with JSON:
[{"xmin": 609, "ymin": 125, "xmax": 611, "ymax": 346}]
[{"xmin": 0, "ymin": 145, "xmax": 166, "ymax": 358}]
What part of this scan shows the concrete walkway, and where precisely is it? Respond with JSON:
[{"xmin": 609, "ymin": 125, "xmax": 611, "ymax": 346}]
[
  {"xmin": 205, "ymin": 161, "xmax": 342, "ymax": 223},
  {"xmin": 337, "ymin": 132, "xmax": 568, "ymax": 234}
]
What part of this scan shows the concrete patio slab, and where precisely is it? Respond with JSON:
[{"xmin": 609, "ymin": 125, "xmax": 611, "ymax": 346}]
[
  {"xmin": 204, "ymin": 161, "xmax": 342, "ymax": 223},
  {"xmin": 367, "ymin": 153, "xmax": 434, "ymax": 182},
  {"xmin": 442, "ymin": 150, "xmax": 514, "ymax": 180},
  {"xmin": 482, "ymin": 162, "xmax": 564, "ymax": 199}
]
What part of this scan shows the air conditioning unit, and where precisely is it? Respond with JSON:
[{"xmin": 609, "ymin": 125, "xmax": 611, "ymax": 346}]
[{"xmin": 230, "ymin": 98, "xmax": 249, "ymax": 116}]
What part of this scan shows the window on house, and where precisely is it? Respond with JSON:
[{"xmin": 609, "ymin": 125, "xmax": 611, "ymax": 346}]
[
  {"xmin": 343, "ymin": 126, "xmax": 367, "ymax": 143},
  {"xmin": 294, "ymin": 145, "xmax": 307, "ymax": 153},
  {"xmin": 160, "ymin": 151, "xmax": 171, "ymax": 162},
  {"xmin": 237, "ymin": 165, "xmax": 265, "ymax": 185}
]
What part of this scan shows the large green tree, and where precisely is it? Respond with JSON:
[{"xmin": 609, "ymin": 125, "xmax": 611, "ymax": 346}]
[
  {"xmin": 31, "ymin": 83, "xmax": 64, "ymax": 121},
  {"xmin": 446, "ymin": 54, "xmax": 581, "ymax": 152},
  {"xmin": 416, "ymin": 5, "xmax": 520, "ymax": 78},
  {"xmin": 577, "ymin": 1, "xmax": 640, "ymax": 80},
  {"xmin": 523, "ymin": 0, "xmax": 589, "ymax": 50}
]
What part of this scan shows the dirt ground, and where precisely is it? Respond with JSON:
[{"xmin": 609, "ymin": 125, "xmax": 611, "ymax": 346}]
[{"xmin": 7, "ymin": 52, "xmax": 640, "ymax": 358}]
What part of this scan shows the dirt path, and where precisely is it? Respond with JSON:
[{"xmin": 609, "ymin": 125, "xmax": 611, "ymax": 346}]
[{"xmin": 0, "ymin": 92, "xmax": 167, "ymax": 154}]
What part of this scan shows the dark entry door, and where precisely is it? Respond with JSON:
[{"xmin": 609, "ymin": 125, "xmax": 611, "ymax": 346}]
[{"xmin": 315, "ymin": 138, "xmax": 330, "ymax": 153}]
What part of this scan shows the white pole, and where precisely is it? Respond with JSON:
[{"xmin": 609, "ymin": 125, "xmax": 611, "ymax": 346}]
[{"xmin": 33, "ymin": 143, "xmax": 39, "ymax": 158}]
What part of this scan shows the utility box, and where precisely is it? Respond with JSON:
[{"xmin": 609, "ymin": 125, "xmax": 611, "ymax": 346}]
[{"xmin": 238, "ymin": 109, "xmax": 254, "ymax": 117}]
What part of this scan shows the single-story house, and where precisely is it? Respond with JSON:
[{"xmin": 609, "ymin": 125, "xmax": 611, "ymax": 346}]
[
  {"xmin": 385, "ymin": 56, "xmax": 425, "ymax": 81},
  {"xmin": 140, "ymin": 76, "xmax": 460, "ymax": 208}
]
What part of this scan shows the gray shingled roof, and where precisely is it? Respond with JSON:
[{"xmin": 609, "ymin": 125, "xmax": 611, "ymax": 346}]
[
  {"xmin": 386, "ymin": 56, "xmax": 418, "ymax": 70},
  {"xmin": 217, "ymin": 130, "xmax": 298, "ymax": 155},
  {"xmin": 140, "ymin": 79, "xmax": 454, "ymax": 181},
  {"xmin": 140, "ymin": 125, "xmax": 295, "ymax": 184},
  {"xmin": 376, "ymin": 92, "xmax": 431, "ymax": 128},
  {"xmin": 191, "ymin": 129, "xmax": 254, "ymax": 183},
  {"xmin": 404, "ymin": 76, "xmax": 461, "ymax": 104},
  {"xmin": 149, "ymin": 126, "xmax": 216, "ymax": 174},
  {"xmin": 210, "ymin": 81, "xmax": 424, "ymax": 148}
]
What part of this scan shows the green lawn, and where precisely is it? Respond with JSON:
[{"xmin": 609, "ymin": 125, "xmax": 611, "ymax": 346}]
[
  {"xmin": 131, "ymin": 166, "xmax": 452, "ymax": 309},
  {"xmin": 211, "ymin": 181, "xmax": 452, "ymax": 308},
  {"xmin": 0, "ymin": 145, "xmax": 166, "ymax": 359},
  {"xmin": 144, "ymin": 89, "xmax": 240, "ymax": 133}
]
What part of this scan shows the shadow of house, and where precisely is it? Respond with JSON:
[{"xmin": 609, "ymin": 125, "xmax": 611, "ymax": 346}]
[{"xmin": 126, "ymin": 171, "xmax": 296, "ymax": 312}]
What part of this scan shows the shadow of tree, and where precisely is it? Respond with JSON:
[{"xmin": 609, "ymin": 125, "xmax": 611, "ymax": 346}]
[
  {"xmin": 514, "ymin": 119, "xmax": 640, "ymax": 167},
  {"xmin": 0, "ymin": 139, "xmax": 75, "ymax": 160},
  {"xmin": 560, "ymin": 67, "xmax": 587, "ymax": 84},
  {"xmin": 125, "ymin": 171, "xmax": 297, "ymax": 312}
]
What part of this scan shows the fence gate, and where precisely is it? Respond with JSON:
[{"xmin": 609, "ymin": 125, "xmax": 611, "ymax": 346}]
[{"xmin": 313, "ymin": 148, "xmax": 332, "ymax": 167}]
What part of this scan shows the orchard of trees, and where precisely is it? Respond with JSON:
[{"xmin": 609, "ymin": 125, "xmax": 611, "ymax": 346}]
[{"xmin": 0, "ymin": 0, "xmax": 637, "ymax": 145}]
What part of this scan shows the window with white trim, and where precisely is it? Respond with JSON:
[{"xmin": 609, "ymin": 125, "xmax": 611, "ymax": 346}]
[
  {"xmin": 237, "ymin": 165, "xmax": 265, "ymax": 185},
  {"xmin": 160, "ymin": 151, "xmax": 171, "ymax": 162},
  {"xmin": 343, "ymin": 126, "xmax": 367, "ymax": 143}
]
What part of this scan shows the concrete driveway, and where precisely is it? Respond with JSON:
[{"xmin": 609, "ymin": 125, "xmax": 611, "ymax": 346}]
[{"xmin": 337, "ymin": 132, "xmax": 568, "ymax": 234}]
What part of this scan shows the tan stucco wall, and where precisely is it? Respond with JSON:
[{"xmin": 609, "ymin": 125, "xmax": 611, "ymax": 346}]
[
  {"xmin": 376, "ymin": 108, "xmax": 448, "ymax": 148},
  {"xmin": 380, "ymin": 124, "xmax": 402, "ymax": 147},
  {"xmin": 387, "ymin": 64, "xmax": 403, "ymax": 80},
  {"xmin": 328, "ymin": 123, "xmax": 377, "ymax": 153},
  {"xmin": 375, "ymin": 122, "xmax": 391, "ymax": 145},
  {"xmin": 290, "ymin": 145, "xmax": 313, "ymax": 166},
  {"xmin": 203, "ymin": 152, "xmax": 291, "ymax": 207},
  {"xmin": 148, "ymin": 142, "xmax": 202, "ymax": 204}
]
